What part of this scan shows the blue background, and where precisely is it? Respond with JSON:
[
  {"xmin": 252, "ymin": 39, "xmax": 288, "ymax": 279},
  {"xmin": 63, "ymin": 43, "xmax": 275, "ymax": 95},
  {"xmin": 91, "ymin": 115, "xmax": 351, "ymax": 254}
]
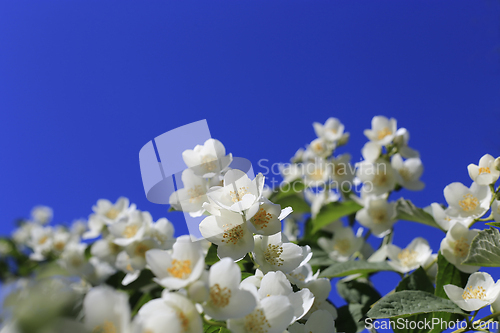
[{"xmin": 1, "ymin": 0, "xmax": 499, "ymax": 328}]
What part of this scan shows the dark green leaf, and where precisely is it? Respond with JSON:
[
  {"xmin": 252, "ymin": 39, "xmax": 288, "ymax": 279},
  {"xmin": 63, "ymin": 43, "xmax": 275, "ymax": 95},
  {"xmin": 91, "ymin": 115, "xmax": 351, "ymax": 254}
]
[
  {"xmin": 273, "ymin": 194, "xmax": 310, "ymax": 213},
  {"xmin": 367, "ymin": 291, "xmax": 467, "ymax": 319},
  {"xmin": 395, "ymin": 266, "xmax": 434, "ymax": 293},
  {"xmin": 311, "ymin": 201, "xmax": 363, "ymax": 234},
  {"xmin": 205, "ymin": 244, "xmax": 220, "ymax": 266},
  {"xmin": 269, "ymin": 180, "xmax": 305, "ymax": 202}
]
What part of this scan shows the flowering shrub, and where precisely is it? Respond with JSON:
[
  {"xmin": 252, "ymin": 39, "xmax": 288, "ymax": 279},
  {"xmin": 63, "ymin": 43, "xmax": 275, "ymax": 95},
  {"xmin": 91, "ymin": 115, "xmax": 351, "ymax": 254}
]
[{"xmin": 1, "ymin": 116, "xmax": 500, "ymax": 333}]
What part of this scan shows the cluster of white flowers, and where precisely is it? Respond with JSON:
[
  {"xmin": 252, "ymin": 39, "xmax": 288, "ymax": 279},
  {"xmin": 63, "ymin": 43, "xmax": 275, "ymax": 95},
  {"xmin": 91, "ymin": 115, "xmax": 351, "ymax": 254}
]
[{"xmin": 3, "ymin": 116, "xmax": 500, "ymax": 333}]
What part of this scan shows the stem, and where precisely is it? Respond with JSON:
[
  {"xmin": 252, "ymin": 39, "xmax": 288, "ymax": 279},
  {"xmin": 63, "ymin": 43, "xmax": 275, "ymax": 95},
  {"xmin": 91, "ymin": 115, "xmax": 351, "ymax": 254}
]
[
  {"xmin": 203, "ymin": 316, "xmax": 227, "ymax": 328},
  {"xmin": 473, "ymin": 311, "xmax": 500, "ymax": 326},
  {"xmin": 423, "ymin": 257, "xmax": 437, "ymax": 271}
]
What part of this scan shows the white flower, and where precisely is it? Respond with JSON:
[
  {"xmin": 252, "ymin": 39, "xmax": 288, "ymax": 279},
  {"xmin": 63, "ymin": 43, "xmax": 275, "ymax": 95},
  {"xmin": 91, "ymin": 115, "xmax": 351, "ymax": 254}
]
[
  {"xmin": 91, "ymin": 235, "xmax": 123, "ymax": 264},
  {"xmin": 169, "ymin": 169, "xmax": 209, "ymax": 216},
  {"xmin": 31, "ymin": 205, "xmax": 53, "ymax": 225},
  {"xmin": 92, "ymin": 197, "xmax": 135, "ymax": 224},
  {"xmin": 303, "ymin": 160, "xmax": 332, "ymax": 188},
  {"xmin": 83, "ymin": 286, "xmax": 131, "ymax": 333},
  {"xmin": 387, "ymin": 237, "xmax": 432, "ymax": 273},
  {"xmin": 288, "ymin": 310, "xmax": 336, "ymax": 333},
  {"xmin": 28, "ymin": 225, "xmax": 53, "ymax": 261},
  {"xmin": 248, "ymin": 198, "xmax": 290, "ymax": 236},
  {"xmin": 444, "ymin": 272, "xmax": 500, "ymax": 311},
  {"xmin": 146, "ymin": 235, "xmax": 205, "ymax": 290},
  {"xmin": 313, "ymin": 118, "xmax": 345, "ymax": 143},
  {"xmin": 257, "ymin": 271, "xmax": 314, "ymax": 323},
  {"xmin": 357, "ymin": 159, "xmax": 397, "ymax": 196},
  {"xmin": 440, "ymin": 223, "xmax": 480, "ymax": 273},
  {"xmin": 182, "ymin": 138, "xmax": 232, "ymax": 178},
  {"xmin": 253, "ymin": 233, "xmax": 311, "ymax": 274},
  {"xmin": 207, "ymin": 169, "xmax": 265, "ymax": 217},
  {"xmin": 137, "ymin": 291, "xmax": 203, "ymax": 333},
  {"xmin": 59, "ymin": 242, "xmax": 93, "ymax": 277},
  {"xmin": 199, "ymin": 209, "xmax": 255, "ymax": 261},
  {"xmin": 361, "ymin": 142, "xmax": 382, "ymax": 163},
  {"xmin": 287, "ymin": 263, "xmax": 319, "ymax": 289},
  {"xmin": 468, "ymin": 154, "xmax": 500, "ymax": 185},
  {"xmin": 444, "ymin": 182, "xmax": 491, "ymax": 220},
  {"xmin": 318, "ymin": 226, "xmax": 364, "ymax": 262},
  {"xmin": 227, "ymin": 294, "xmax": 294, "ymax": 333},
  {"xmin": 355, "ymin": 197, "xmax": 397, "ymax": 237},
  {"xmin": 307, "ymin": 138, "xmax": 334, "ymax": 158},
  {"xmin": 202, "ymin": 258, "xmax": 257, "ymax": 320},
  {"xmin": 146, "ymin": 217, "xmax": 176, "ymax": 250},
  {"xmin": 109, "ymin": 210, "xmax": 152, "ymax": 246},
  {"xmin": 492, "ymin": 200, "xmax": 500, "ymax": 223},
  {"xmin": 393, "ymin": 128, "xmax": 419, "ymax": 158},
  {"xmin": 279, "ymin": 163, "xmax": 303, "ymax": 184},
  {"xmin": 363, "ymin": 116, "xmax": 397, "ymax": 146},
  {"xmin": 117, "ymin": 239, "xmax": 158, "ymax": 285},
  {"xmin": 330, "ymin": 154, "xmax": 355, "ymax": 185},
  {"xmin": 429, "ymin": 203, "xmax": 471, "ymax": 231},
  {"xmin": 305, "ymin": 188, "xmax": 339, "ymax": 219},
  {"xmin": 391, "ymin": 154, "xmax": 425, "ymax": 191}
]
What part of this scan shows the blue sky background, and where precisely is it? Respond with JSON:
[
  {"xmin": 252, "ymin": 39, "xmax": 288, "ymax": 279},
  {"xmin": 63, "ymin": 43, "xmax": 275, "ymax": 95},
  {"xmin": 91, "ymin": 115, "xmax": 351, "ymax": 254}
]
[{"xmin": 1, "ymin": 0, "xmax": 500, "ymax": 324}]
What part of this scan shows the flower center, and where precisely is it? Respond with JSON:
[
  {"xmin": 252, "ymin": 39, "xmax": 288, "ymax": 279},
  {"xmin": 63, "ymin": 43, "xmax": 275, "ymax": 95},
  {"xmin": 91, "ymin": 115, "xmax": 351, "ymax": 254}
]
[
  {"xmin": 221, "ymin": 224, "xmax": 245, "ymax": 245},
  {"xmin": 209, "ymin": 283, "xmax": 231, "ymax": 308},
  {"xmin": 453, "ymin": 237, "xmax": 470, "ymax": 258},
  {"xmin": 264, "ymin": 244, "xmax": 284, "ymax": 267},
  {"xmin": 462, "ymin": 286, "xmax": 486, "ymax": 300},
  {"xmin": 188, "ymin": 185, "xmax": 204, "ymax": 203},
  {"xmin": 397, "ymin": 249, "xmax": 418, "ymax": 267},
  {"xmin": 479, "ymin": 167, "xmax": 491, "ymax": 174},
  {"xmin": 123, "ymin": 225, "xmax": 139, "ymax": 238},
  {"xmin": 309, "ymin": 167, "xmax": 324, "ymax": 181},
  {"xmin": 459, "ymin": 194, "xmax": 479, "ymax": 212},
  {"xmin": 134, "ymin": 244, "xmax": 150, "ymax": 258},
  {"xmin": 372, "ymin": 172, "xmax": 388, "ymax": 186},
  {"xmin": 371, "ymin": 209, "xmax": 387, "ymax": 224},
  {"xmin": 333, "ymin": 239, "xmax": 352, "ymax": 255},
  {"xmin": 92, "ymin": 321, "xmax": 116, "ymax": 333},
  {"xmin": 167, "ymin": 259, "xmax": 192, "ymax": 279},
  {"xmin": 201, "ymin": 155, "xmax": 217, "ymax": 172},
  {"xmin": 178, "ymin": 311, "xmax": 189, "ymax": 332},
  {"xmin": 244, "ymin": 308, "xmax": 271, "ymax": 333},
  {"xmin": 377, "ymin": 127, "xmax": 392, "ymax": 140},
  {"xmin": 54, "ymin": 241, "xmax": 66, "ymax": 251},
  {"xmin": 105, "ymin": 208, "xmax": 120, "ymax": 220},
  {"xmin": 252, "ymin": 208, "xmax": 272, "ymax": 229},
  {"xmin": 399, "ymin": 167, "xmax": 412, "ymax": 182},
  {"xmin": 288, "ymin": 272, "xmax": 306, "ymax": 282},
  {"xmin": 38, "ymin": 235, "xmax": 49, "ymax": 245},
  {"xmin": 312, "ymin": 141, "xmax": 324, "ymax": 153},
  {"xmin": 230, "ymin": 187, "xmax": 250, "ymax": 203}
]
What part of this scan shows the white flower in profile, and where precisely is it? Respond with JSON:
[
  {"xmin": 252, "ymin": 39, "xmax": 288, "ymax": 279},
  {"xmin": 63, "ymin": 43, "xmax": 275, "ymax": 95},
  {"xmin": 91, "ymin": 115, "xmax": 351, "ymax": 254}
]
[
  {"xmin": 492, "ymin": 200, "xmax": 500, "ymax": 223},
  {"xmin": 313, "ymin": 117, "xmax": 345, "ymax": 143},
  {"xmin": 109, "ymin": 210, "xmax": 152, "ymax": 246},
  {"xmin": 169, "ymin": 169, "xmax": 209, "ymax": 216},
  {"xmin": 248, "ymin": 198, "xmax": 291, "ymax": 236},
  {"xmin": 391, "ymin": 154, "xmax": 425, "ymax": 191},
  {"xmin": 318, "ymin": 226, "xmax": 363, "ymax": 262},
  {"xmin": 355, "ymin": 197, "xmax": 397, "ymax": 237},
  {"xmin": 303, "ymin": 160, "xmax": 332, "ymax": 188},
  {"xmin": 287, "ymin": 263, "xmax": 319, "ymax": 289},
  {"xmin": 363, "ymin": 116, "xmax": 397, "ymax": 146},
  {"xmin": 393, "ymin": 128, "xmax": 419, "ymax": 158},
  {"xmin": 428, "ymin": 202, "xmax": 471, "ymax": 231},
  {"xmin": 136, "ymin": 291, "xmax": 203, "ymax": 333},
  {"xmin": 387, "ymin": 237, "xmax": 432, "ymax": 273},
  {"xmin": 468, "ymin": 154, "xmax": 500, "ymax": 185},
  {"xmin": 444, "ymin": 272, "xmax": 500, "ymax": 311},
  {"xmin": 440, "ymin": 223, "xmax": 480, "ymax": 273},
  {"xmin": 207, "ymin": 169, "xmax": 265, "ymax": 217},
  {"xmin": 361, "ymin": 141, "xmax": 382, "ymax": 163},
  {"xmin": 83, "ymin": 286, "xmax": 131, "ymax": 333},
  {"xmin": 357, "ymin": 159, "xmax": 397, "ymax": 196},
  {"xmin": 202, "ymin": 258, "xmax": 257, "ymax": 320},
  {"xmin": 114, "ymin": 238, "xmax": 156, "ymax": 286},
  {"xmin": 252, "ymin": 233, "xmax": 311, "ymax": 274},
  {"xmin": 146, "ymin": 235, "xmax": 205, "ymax": 290},
  {"xmin": 307, "ymin": 138, "xmax": 334, "ymax": 158},
  {"xmin": 199, "ymin": 209, "xmax": 254, "ymax": 261},
  {"xmin": 444, "ymin": 182, "xmax": 491, "ymax": 220},
  {"xmin": 31, "ymin": 205, "xmax": 53, "ymax": 225},
  {"xmin": 147, "ymin": 217, "xmax": 176, "ymax": 250},
  {"xmin": 182, "ymin": 138, "xmax": 232, "ymax": 178},
  {"xmin": 257, "ymin": 271, "xmax": 314, "ymax": 323},
  {"xmin": 288, "ymin": 310, "xmax": 337, "ymax": 333},
  {"xmin": 227, "ymin": 293, "xmax": 294, "ymax": 333},
  {"xmin": 28, "ymin": 225, "xmax": 53, "ymax": 261}
]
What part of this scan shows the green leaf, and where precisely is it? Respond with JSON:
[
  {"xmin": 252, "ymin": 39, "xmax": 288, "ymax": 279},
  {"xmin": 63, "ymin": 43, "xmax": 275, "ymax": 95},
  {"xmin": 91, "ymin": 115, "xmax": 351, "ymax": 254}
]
[
  {"xmin": 131, "ymin": 292, "xmax": 152, "ymax": 316},
  {"xmin": 319, "ymin": 260, "xmax": 396, "ymax": 278},
  {"xmin": 485, "ymin": 222, "xmax": 500, "ymax": 228},
  {"xmin": 273, "ymin": 194, "xmax": 310, "ymax": 213},
  {"xmin": 205, "ymin": 244, "xmax": 220, "ymax": 266},
  {"xmin": 395, "ymin": 266, "xmax": 434, "ymax": 293},
  {"xmin": 269, "ymin": 180, "xmax": 305, "ymax": 202},
  {"xmin": 122, "ymin": 270, "xmax": 155, "ymax": 290},
  {"xmin": 395, "ymin": 198, "xmax": 444, "ymax": 231},
  {"xmin": 311, "ymin": 201, "xmax": 362, "ymax": 234},
  {"xmin": 367, "ymin": 290, "xmax": 467, "ymax": 319},
  {"xmin": 463, "ymin": 227, "xmax": 500, "ymax": 267}
]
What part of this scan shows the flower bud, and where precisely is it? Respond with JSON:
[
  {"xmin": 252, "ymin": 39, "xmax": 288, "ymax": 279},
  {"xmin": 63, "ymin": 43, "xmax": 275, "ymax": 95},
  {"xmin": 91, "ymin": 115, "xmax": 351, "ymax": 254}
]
[{"xmin": 188, "ymin": 280, "xmax": 209, "ymax": 303}]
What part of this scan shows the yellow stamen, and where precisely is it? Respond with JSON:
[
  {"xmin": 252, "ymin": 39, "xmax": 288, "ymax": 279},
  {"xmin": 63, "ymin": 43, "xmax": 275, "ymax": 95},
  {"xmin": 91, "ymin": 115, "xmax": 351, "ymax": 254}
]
[
  {"xmin": 397, "ymin": 249, "xmax": 418, "ymax": 267},
  {"xmin": 252, "ymin": 208, "xmax": 272, "ymax": 229},
  {"xmin": 244, "ymin": 308, "xmax": 271, "ymax": 333},
  {"xmin": 221, "ymin": 224, "xmax": 244, "ymax": 245},
  {"xmin": 123, "ymin": 225, "xmax": 139, "ymax": 238},
  {"xmin": 264, "ymin": 244, "xmax": 284, "ymax": 267},
  {"xmin": 209, "ymin": 283, "xmax": 231, "ymax": 308},
  {"xmin": 377, "ymin": 127, "xmax": 392, "ymax": 140},
  {"xmin": 462, "ymin": 286, "xmax": 486, "ymax": 300},
  {"xmin": 92, "ymin": 321, "xmax": 117, "ymax": 333},
  {"xmin": 229, "ymin": 187, "xmax": 250, "ymax": 203},
  {"xmin": 459, "ymin": 194, "xmax": 479, "ymax": 212},
  {"xmin": 167, "ymin": 259, "xmax": 192, "ymax": 279},
  {"xmin": 453, "ymin": 237, "xmax": 470, "ymax": 258},
  {"xmin": 105, "ymin": 208, "xmax": 120, "ymax": 220}
]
